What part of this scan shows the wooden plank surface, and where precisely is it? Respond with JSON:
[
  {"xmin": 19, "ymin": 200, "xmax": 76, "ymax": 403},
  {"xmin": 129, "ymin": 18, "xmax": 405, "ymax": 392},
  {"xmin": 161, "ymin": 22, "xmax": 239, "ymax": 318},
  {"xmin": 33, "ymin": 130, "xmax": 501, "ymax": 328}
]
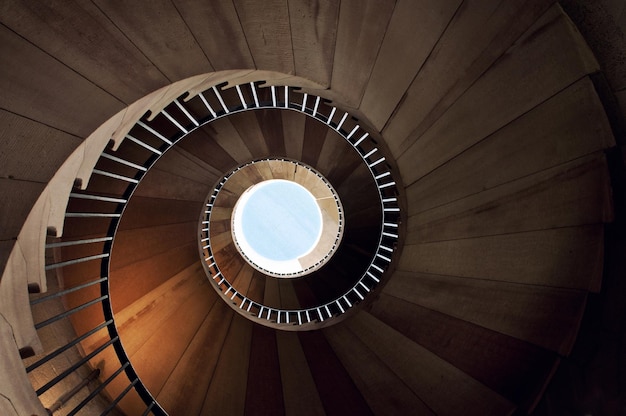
[
  {"xmin": 59, "ymin": 243, "xmax": 206, "ymax": 340},
  {"xmin": 324, "ymin": 323, "xmax": 434, "ymax": 415},
  {"xmin": 314, "ymin": 128, "xmax": 353, "ymax": 178},
  {"xmin": 370, "ymin": 293, "xmax": 558, "ymax": 409},
  {"xmin": 176, "ymin": 127, "xmax": 239, "ymax": 174},
  {"xmin": 405, "ymin": 77, "xmax": 616, "ymax": 214},
  {"xmin": 229, "ymin": 111, "xmax": 271, "ymax": 158},
  {"xmin": 0, "ymin": 179, "xmax": 45, "ymax": 240},
  {"xmin": 117, "ymin": 197, "xmax": 203, "ymax": 231},
  {"xmin": 209, "ymin": 115, "xmax": 255, "ymax": 164},
  {"xmin": 0, "ymin": 25, "xmax": 124, "ymax": 138},
  {"xmin": 127, "ymin": 279, "xmax": 214, "ymax": 397},
  {"xmin": 210, "ymin": 206, "xmax": 234, "ymax": 222},
  {"xmin": 282, "ymin": 110, "xmax": 306, "ymax": 161},
  {"xmin": 0, "ymin": 1, "xmax": 168, "ymax": 103},
  {"xmin": 157, "ymin": 301, "xmax": 233, "ymax": 415},
  {"xmin": 85, "ymin": 264, "xmax": 217, "ymax": 414},
  {"xmin": 289, "ymin": 0, "xmax": 340, "ymax": 87},
  {"xmin": 110, "ymin": 242, "xmax": 199, "ymax": 312},
  {"xmin": 293, "ymin": 279, "xmax": 319, "ymax": 308},
  {"xmin": 252, "ymin": 160, "xmax": 274, "ymax": 181},
  {"xmin": 93, "ymin": 0, "xmax": 213, "ymax": 81},
  {"xmin": 399, "ymin": 225, "xmax": 605, "ymax": 290},
  {"xmin": 173, "ymin": 0, "xmax": 255, "ymax": 70},
  {"xmin": 407, "ymin": 155, "xmax": 613, "ymax": 244},
  {"xmin": 276, "ymin": 331, "xmax": 325, "ymax": 416},
  {"xmin": 301, "ymin": 115, "xmax": 332, "ymax": 167},
  {"xmin": 152, "ymin": 146, "xmax": 221, "ymax": 184},
  {"xmin": 331, "ymin": 0, "xmax": 396, "ymax": 108},
  {"xmin": 395, "ymin": 5, "xmax": 599, "ymax": 185},
  {"xmin": 231, "ymin": 264, "xmax": 255, "ymax": 297},
  {"xmin": 202, "ymin": 313, "xmax": 254, "ymax": 416},
  {"xmin": 278, "ymin": 279, "xmax": 301, "ymax": 310},
  {"xmin": 346, "ymin": 311, "xmax": 516, "ymax": 416},
  {"xmin": 335, "ymin": 165, "xmax": 379, "ymax": 215},
  {"xmin": 245, "ymin": 325, "xmax": 285, "ymax": 415},
  {"xmin": 383, "ymin": 271, "xmax": 588, "ymax": 354},
  {"xmin": 87, "ymin": 262, "xmax": 207, "ymax": 355},
  {"xmin": 132, "ymin": 168, "xmax": 212, "ymax": 201},
  {"xmin": 0, "ymin": 110, "xmax": 81, "ymax": 183},
  {"xmin": 110, "ymin": 222, "xmax": 197, "ymax": 270},
  {"xmin": 209, "ymin": 230, "xmax": 234, "ymax": 253},
  {"xmin": 298, "ymin": 330, "xmax": 373, "ymax": 415},
  {"xmin": 246, "ymin": 271, "xmax": 267, "ymax": 304},
  {"xmin": 264, "ymin": 275, "xmax": 281, "ymax": 308},
  {"xmin": 234, "ymin": 0, "xmax": 294, "ymax": 74},
  {"xmin": 360, "ymin": 0, "xmax": 461, "ymax": 130},
  {"xmin": 256, "ymin": 109, "xmax": 287, "ymax": 156},
  {"xmin": 214, "ymin": 243, "xmax": 245, "ymax": 282},
  {"xmin": 382, "ymin": 0, "xmax": 554, "ymax": 153}
]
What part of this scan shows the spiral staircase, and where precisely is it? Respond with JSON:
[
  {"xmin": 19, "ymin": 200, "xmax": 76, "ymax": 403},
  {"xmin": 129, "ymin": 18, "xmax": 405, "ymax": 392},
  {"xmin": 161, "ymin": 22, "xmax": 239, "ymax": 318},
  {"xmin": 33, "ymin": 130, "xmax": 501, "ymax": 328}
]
[{"xmin": 0, "ymin": 1, "xmax": 623, "ymax": 415}]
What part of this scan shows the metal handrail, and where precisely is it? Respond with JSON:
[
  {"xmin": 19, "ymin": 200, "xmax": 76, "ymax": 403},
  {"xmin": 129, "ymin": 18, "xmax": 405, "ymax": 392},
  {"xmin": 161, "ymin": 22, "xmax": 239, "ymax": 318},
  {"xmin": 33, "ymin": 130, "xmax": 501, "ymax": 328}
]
[
  {"xmin": 31, "ymin": 82, "xmax": 400, "ymax": 414},
  {"xmin": 198, "ymin": 87, "xmax": 400, "ymax": 326}
]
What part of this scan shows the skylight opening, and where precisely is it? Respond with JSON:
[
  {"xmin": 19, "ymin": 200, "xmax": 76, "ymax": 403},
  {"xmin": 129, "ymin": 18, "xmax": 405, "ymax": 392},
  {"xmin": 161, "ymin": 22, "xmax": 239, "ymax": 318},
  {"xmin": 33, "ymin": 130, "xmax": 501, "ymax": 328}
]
[{"xmin": 232, "ymin": 179, "xmax": 323, "ymax": 274}]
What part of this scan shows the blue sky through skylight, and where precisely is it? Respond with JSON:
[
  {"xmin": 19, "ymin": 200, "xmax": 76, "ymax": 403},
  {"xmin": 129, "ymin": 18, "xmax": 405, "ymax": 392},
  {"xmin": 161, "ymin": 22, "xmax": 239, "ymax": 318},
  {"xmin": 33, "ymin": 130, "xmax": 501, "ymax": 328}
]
[{"xmin": 238, "ymin": 180, "xmax": 322, "ymax": 263}]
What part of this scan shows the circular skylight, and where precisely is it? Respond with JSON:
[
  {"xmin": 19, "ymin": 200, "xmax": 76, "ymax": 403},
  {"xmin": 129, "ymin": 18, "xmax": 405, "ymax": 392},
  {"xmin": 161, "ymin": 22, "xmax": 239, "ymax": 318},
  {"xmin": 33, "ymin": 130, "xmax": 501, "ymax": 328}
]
[
  {"xmin": 214, "ymin": 159, "xmax": 344, "ymax": 278},
  {"xmin": 232, "ymin": 180, "xmax": 323, "ymax": 272}
]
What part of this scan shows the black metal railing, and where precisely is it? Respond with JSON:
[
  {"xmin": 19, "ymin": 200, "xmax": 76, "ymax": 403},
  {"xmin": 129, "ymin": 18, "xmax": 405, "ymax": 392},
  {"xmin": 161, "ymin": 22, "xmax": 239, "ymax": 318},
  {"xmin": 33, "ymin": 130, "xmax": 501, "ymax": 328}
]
[{"xmin": 27, "ymin": 81, "xmax": 401, "ymax": 415}]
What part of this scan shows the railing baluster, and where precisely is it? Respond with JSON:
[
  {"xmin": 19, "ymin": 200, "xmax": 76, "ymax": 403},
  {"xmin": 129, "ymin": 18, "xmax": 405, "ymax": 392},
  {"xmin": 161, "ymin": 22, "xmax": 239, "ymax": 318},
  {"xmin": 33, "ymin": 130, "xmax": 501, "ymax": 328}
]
[
  {"xmin": 363, "ymin": 148, "xmax": 378, "ymax": 159},
  {"xmin": 101, "ymin": 378, "xmax": 138, "ymax": 416},
  {"xmin": 47, "ymin": 368, "xmax": 100, "ymax": 414},
  {"xmin": 326, "ymin": 107, "xmax": 336, "ymax": 125},
  {"xmin": 137, "ymin": 121, "xmax": 173, "ymax": 145},
  {"xmin": 69, "ymin": 193, "xmax": 127, "ymax": 204},
  {"xmin": 141, "ymin": 401, "xmax": 156, "ymax": 416},
  {"xmin": 46, "ymin": 237, "xmax": 112, "ymax": 249},
  {"xmin": 347, "ymin": 125, "xmax": 359, "ymax": 139},
  {"xmin": 250, "ymin": 82, "xmax": 260, "ymax": 108},
  {"xmin": 161, "ymin": 109, "xmax": 188, "ymax": 134},
  {"xmin": 212, "ymin": 86, "xmax": 228, "ymax": 114},
  {"xmin": 235, "ymin": 84, "xmax": 247, "ymax": 109},
  {"xmin": 34, "ymin": 84, "xmax": 399, "ymax": 414},
  {"xmin": 284, "ymin": 86, "xmax": 289, "ymax": 108},
  {"xmin": 271, "ymin": 86, "xmax": 277, "ymax": 107},
  {"xmin": 65, "ymin": 213, "xmax": 121, "ymax": 218},
  {"xmin": 36, "ymin": 337, "xmax": 117, "ymax": 396},
  {"xmin": 35, "ymin": 296, "xmax": 108, "ymax": 330},
  {"xmin": 368, "ymin": 157, "xmax": 386, "ymax": 168},
  {"xmin": 336, "ymin": 112, "xmax": 348, "ymax": 131},
  {"xmin": 312, "ymin": 96, "xmax": 320, "ymax": 117},
  {"xmin": 27, "ymin": 320, "xmax": 112, "ymax": 373},
  {"xmin": 45, "ymin": 253, "xmax": 109, "ymax": 271},
  {"xmin": 301, "ymin": 93, "xmax": 308, "ymax": 112},
  {"xmin": 101, "ymin": 152, "xmax": 148, "ymax": 172},
  {"xmin": 198, "ymin": 92, "xmax": 217, "ymax": 118},
  {"xmin": 30, "ymin": 277, "xmax": 107, "ymax": 306},
  {"xmin": 175, "ymin": 99, "xmax": 199, "ymax": 127},
  {"xmin": 66, "ymin": 363, "xmax": 129, "ymax": 416},
  {"xmin": 125, "ymin": 134, "xmax": 162, "ymax": 155},
  {"xmin": 92, "ymin": 168, "xmax": 140, "ymax": 184}
]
